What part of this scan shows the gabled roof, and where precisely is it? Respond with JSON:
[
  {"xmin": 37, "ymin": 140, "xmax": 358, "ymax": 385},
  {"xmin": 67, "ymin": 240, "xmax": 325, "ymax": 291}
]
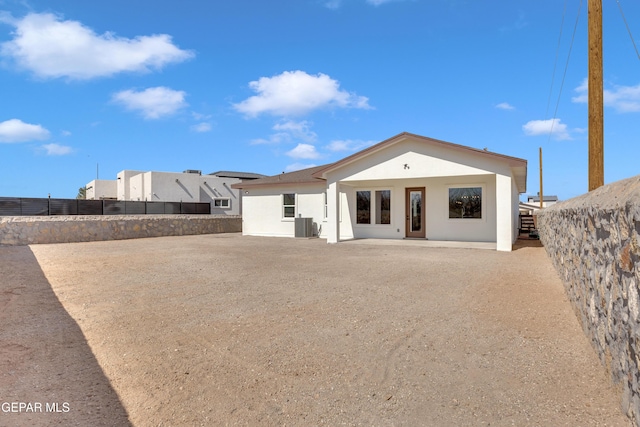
[
  {"xmin": 231, "ymin": 165, "xmax": 330, "ymax": 189},
  {"xmin": 232, "ymin": 132, "xmax": 528, "ymax": 192},
  {"xmin": 312, "ymin": 132, "xmax": 527, "ymax": 179}
]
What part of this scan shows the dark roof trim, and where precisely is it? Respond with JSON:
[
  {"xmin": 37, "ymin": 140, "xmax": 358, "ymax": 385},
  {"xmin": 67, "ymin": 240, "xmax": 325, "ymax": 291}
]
[
  {"xmin": 209, "ymin": 171, "xmax": 267, "ymax": 180},
  {"xmin": 528, "ymin": 195, "xmax": 559, "ymax": 202},
  {"xmin": 231, "ymin": 164, "xmax": 330, "ymax": 189}
]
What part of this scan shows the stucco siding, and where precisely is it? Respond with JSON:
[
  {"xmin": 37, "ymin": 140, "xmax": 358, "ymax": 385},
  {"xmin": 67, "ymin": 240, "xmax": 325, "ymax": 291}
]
[
  {"xmin": 241, "ymin": 185, "xmax": 326, "ymax": 238},
  {"xmin": 337, "ymin": 175, "xmax": 497, "ymax": 242},
  {"xmin": 426, "ymin": 175, "xmax": 497, "ymax": 242},
  {"xmin": 238, "ymin": 134, "xmax": 525, "ymax": 250},
  {"xmin": 331, "ymin": 140, "xmax": 512, "ymax": 183},
  {"xmin": 86, "ymin": 180, "xmax": 117, "ymax": 200}
]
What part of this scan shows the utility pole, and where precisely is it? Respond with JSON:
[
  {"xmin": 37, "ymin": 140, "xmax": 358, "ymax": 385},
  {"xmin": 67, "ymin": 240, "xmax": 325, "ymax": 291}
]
[
  {"xmin": 588, "ymin": 0, "xmax": 604, "ymax": 190},
  {"xmin": 539, "ymin": 147, "xmax": 544, "ymax": 209}
]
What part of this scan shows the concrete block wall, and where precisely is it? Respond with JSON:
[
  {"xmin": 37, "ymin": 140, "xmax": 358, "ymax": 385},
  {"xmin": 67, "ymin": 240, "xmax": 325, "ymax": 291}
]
[
  {"xmin": 0, "ymin": 215, "xmax": 241, "ymax": 246},
  {"xmin": 537, "ymin": 175, "xmax": 640, "ymax": 425}
]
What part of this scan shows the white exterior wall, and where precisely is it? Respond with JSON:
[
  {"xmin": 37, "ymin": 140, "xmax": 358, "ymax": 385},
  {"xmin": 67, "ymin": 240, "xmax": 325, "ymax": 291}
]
[
  {"xmin": 323, "ymin": 141, "xmax": 517, "ymax": 247},
  {"xmin": 241, "ymin": 135, "xmax": 524, "ymax": 250},
  {"xmin": 241, "ymin": 184, "xmax": 325, "ymax": 237},
  {"xmin": 129, "ymin": 173, "xmax": 145, "ymax": 201},
  {"xmin": 117, "ymin": 170, "xmax": 144, "ymax": 200},
  {"xmin": 331, "ymin": 139, "xmax": 508, "ymax": 183},
  {"xmin": 113, "ymin": 170, "xmax": 242, "ymax": 215},
  {"xmin": 200, "ymin": 176, "xmax": 241, "ymax": 215},
  {"xmin": 147, "ymin": 171, "xmax": 199, "ymax": 202},
  {"xmin": 85, "ymin": 180, "xmax": 117, "ymax": 200},
  {"xmin": 495, "ymin": 173, "xmax": 513, "ymax": 251},
  {"xmin": 339, "ymin": 175, "xmax": 497, "ymax": 242}
]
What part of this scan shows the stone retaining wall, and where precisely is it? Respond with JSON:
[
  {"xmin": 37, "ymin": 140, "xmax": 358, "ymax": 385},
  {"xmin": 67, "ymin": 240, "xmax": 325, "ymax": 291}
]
[
  {"xmin": 0, "ymin": 215, "xmax": 242, "ymax": 246},
  {"xmin": 537, "ymin": 175, "xmax": 640, "ymax": 425}
]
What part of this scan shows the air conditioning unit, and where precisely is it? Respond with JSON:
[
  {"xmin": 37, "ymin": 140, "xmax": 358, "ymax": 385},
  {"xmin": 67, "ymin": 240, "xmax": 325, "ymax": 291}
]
[
  {"xmin": 183, "ymin": 169, "xmax": 202, "ymax": 175},
  {"xmin": 294, "ymin": 217, "xmax": 313, "ymax": 238}
]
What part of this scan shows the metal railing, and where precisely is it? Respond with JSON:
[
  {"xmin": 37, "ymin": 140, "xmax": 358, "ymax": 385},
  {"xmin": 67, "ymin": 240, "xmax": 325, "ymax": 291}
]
[{"xmin": 0, "ymin": 197, "xmax": 211, "ymax": 216}]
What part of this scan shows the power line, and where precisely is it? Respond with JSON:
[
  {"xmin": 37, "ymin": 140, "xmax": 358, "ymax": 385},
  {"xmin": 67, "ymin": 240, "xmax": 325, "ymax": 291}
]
[
  {"xmin": 546, "ymin": 0, "xmax": 569, "ymax": 120},
  {"xmin": 548, "ymin": 0, "xmax": 584, "ymax": 143},
  {"xmin": 615, "ymin": 0, "xmax": 640, "ymax": 62}
]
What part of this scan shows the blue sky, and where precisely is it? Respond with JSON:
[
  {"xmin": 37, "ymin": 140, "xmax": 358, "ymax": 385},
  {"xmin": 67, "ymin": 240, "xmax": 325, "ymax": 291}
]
[{"xmin": 1, "ymin": 0, "xmax": 639, "ymax": 201}]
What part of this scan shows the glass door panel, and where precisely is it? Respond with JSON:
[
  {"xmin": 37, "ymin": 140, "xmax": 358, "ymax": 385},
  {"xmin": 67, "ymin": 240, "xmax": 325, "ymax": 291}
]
[{"xmin": 405, "ymin": 187, "xmax": 425, "ymax": 238}]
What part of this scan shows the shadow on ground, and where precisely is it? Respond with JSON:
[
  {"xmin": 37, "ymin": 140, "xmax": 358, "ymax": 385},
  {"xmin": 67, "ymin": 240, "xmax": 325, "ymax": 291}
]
[
  {"xmin": 0, "ymin": 246, "xmax": 131, "ymax": 427},
  {"xmin": 513, "ymin": 236, "xmax": 543, "ymax": 250}
]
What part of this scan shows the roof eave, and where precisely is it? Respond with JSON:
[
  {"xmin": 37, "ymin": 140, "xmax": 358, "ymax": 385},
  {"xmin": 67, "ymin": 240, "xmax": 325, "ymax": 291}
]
[
  {"xmin": 231, "ymin": 180, "xmax": 326, "ymax": 190},
  {"xmin": 311, "ymin": 132, "xmax": 528, "ymax": 179}
]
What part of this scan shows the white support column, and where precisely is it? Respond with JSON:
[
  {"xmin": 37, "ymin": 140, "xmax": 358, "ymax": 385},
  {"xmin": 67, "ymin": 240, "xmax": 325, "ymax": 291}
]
[
  {"xmin": 495, "ymin": 173, "xmax": 513, "ymax": 251},
  {"xmin": 327, "ymin": 181, "xmax": 340, "ymax": 244}
]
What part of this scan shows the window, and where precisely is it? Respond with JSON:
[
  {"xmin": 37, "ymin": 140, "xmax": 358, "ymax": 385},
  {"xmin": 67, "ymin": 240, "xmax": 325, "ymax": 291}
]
[
  {"xmin": 283, "ymin": 193, "xmax": 295, "ymax": 218},
  {"xmin": 323, "ymin": 192, "xmax": 328, "ymax": 219},
  {"xmin": 375, "ymin": 190, "xmax": 391, "ymax": 224},
  {"xmin": 449, "ymin": 187, "xmax": 482, "ymax": 219},
  {"xmin": 357, "ymin": 189, "xmax": 391, "ymax": 225},
  {"xmin": 213, "ymin": 198, "xmax": 230, "ymax": 208},
  {"xmin": 356, "ymin": 191, "xmax": 371, "ymax": 224}
]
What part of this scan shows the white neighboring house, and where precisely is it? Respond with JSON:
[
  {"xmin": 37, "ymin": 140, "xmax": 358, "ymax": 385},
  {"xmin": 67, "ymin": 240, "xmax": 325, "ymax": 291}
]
[
  {"xmin": 86, "ymin": 170, "xmax": 265, "ymax": 215},
  {"xmin": 526, "ymin": 195, "xmax": 559, "ymax": 208},
  {"xmin": 85, "ymin": 179, "xmax": 117, "ymax": 200},
  {"xmin": 233, "ymin": 132, "xmax": 528, "ymax": 251}
]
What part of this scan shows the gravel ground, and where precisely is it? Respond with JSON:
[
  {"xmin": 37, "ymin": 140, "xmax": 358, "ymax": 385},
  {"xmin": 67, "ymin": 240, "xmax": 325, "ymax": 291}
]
[{"xmin": 0, "ymin": 233, "xmax": 632, "ymax": 426}]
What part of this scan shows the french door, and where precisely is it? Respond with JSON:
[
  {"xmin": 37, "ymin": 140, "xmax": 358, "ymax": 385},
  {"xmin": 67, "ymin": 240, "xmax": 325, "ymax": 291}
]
[{"xmin": 405, "ymin": 187, "xmax": 425, "ymax": 238}]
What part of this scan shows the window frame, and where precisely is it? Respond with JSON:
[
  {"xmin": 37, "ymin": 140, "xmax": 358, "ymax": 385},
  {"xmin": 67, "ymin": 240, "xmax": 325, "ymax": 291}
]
[
  {"xmin": 323, "ymin": 191, "xmax": 328, "ymax": 219},
  {"xmin": 447, "ymin": 184, "xmax": 485, "ymax": 221},
  {"xmin": 375, "ymin": 189, "xmax": 391, "ymax": 225},
  {"xmin": 213, "ymin": 198, "xmax": 231, "ymax": 209},
  {"xmin": 282, "ymin": 193, "xmax": 296, "ymax": 219},
  {"xmin": 356, "ymin": 190, "xmax": 371, "ymax": 224},
  {"xmin": 354, "ymin": 188, "xmax": 392, "ymax": 227}
]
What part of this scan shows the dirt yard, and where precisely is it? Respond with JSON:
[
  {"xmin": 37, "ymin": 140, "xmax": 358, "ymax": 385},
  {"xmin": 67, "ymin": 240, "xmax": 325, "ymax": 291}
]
[{"xmin": 0, "ymin": 234, "xmax": 632, "ymax": 426}]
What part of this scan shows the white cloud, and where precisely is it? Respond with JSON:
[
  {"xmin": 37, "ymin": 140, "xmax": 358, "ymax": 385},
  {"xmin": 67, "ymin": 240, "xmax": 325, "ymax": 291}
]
[
  {"xmin": 0, "ymin": 118, "xmax": 50, "ymax": 143},
  {"xmin": 326, "ymin": 139, "xmax": 376, "ymax": 152},
  {"xmin": 191, "ymin": 112, "xmax": 212, "ymax": 121},
  {"xmin": 572, "ymin": 79, "xmax": 588, "ymax": 104},
  {"xmin": 190, "ymin": 122, "xmax": 212, "ymax": 133},
  {"xmin": 233, "ymin": 70, "xmax": 371, "ymax": 117},
  {"xmin": 250, "ymin": 137, "xmax": 279, "ymax": 145},
  {"xmin": 250, "ymin": 120, "xmax": 318, "ymax": 145},
  {"xmin": 324, "ymin": 0, "xmax": 342, "ymax": 9},
  {"xmin": 286, "ymin": 143, "xmax": 321, "ymax": 159},
  {"xmin": 522, "ymin": 118, "xmax": 571, "ymax": 140},
  {"xmin": 112, "ymin": 87, "xmax": 187, "ymax": 119},
  {"xmin": 273, "ymin": 120, "xmax": 317, "ymax": 142},
  {"xmin": 42, "ymin": 143, "xmax": 72, "ymax": 155},
  {"xmin": 285, "ymin": 162, "xmax": 317, "ymax": 172},
  {"xmin": 0, "ymin": 12, "xmax": 194, "ymax": 80},
  {"xmin": 495, "ymin": 102, "xmax": 515, "ymax": 110},
  {"xmin": 573, "ymin": 78, "xmax": 640, "ymax": 113}
]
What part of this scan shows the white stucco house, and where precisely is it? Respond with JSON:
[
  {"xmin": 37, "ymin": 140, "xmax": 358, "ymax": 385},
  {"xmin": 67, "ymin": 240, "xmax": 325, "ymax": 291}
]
[
  {"xmin": 85, "ymin": 179, "xmax": 117, "ymax": 201},
  {"xmin": 86, "ymin": 170, "xmax": 265, "ymax": 215},
  {"xmin": 526, "ymin": 195, "xmax": 559, "ymax": 208},
  {"xmin": 233, "ymin": 132, "xmax": 528, "ymax": 251}
]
